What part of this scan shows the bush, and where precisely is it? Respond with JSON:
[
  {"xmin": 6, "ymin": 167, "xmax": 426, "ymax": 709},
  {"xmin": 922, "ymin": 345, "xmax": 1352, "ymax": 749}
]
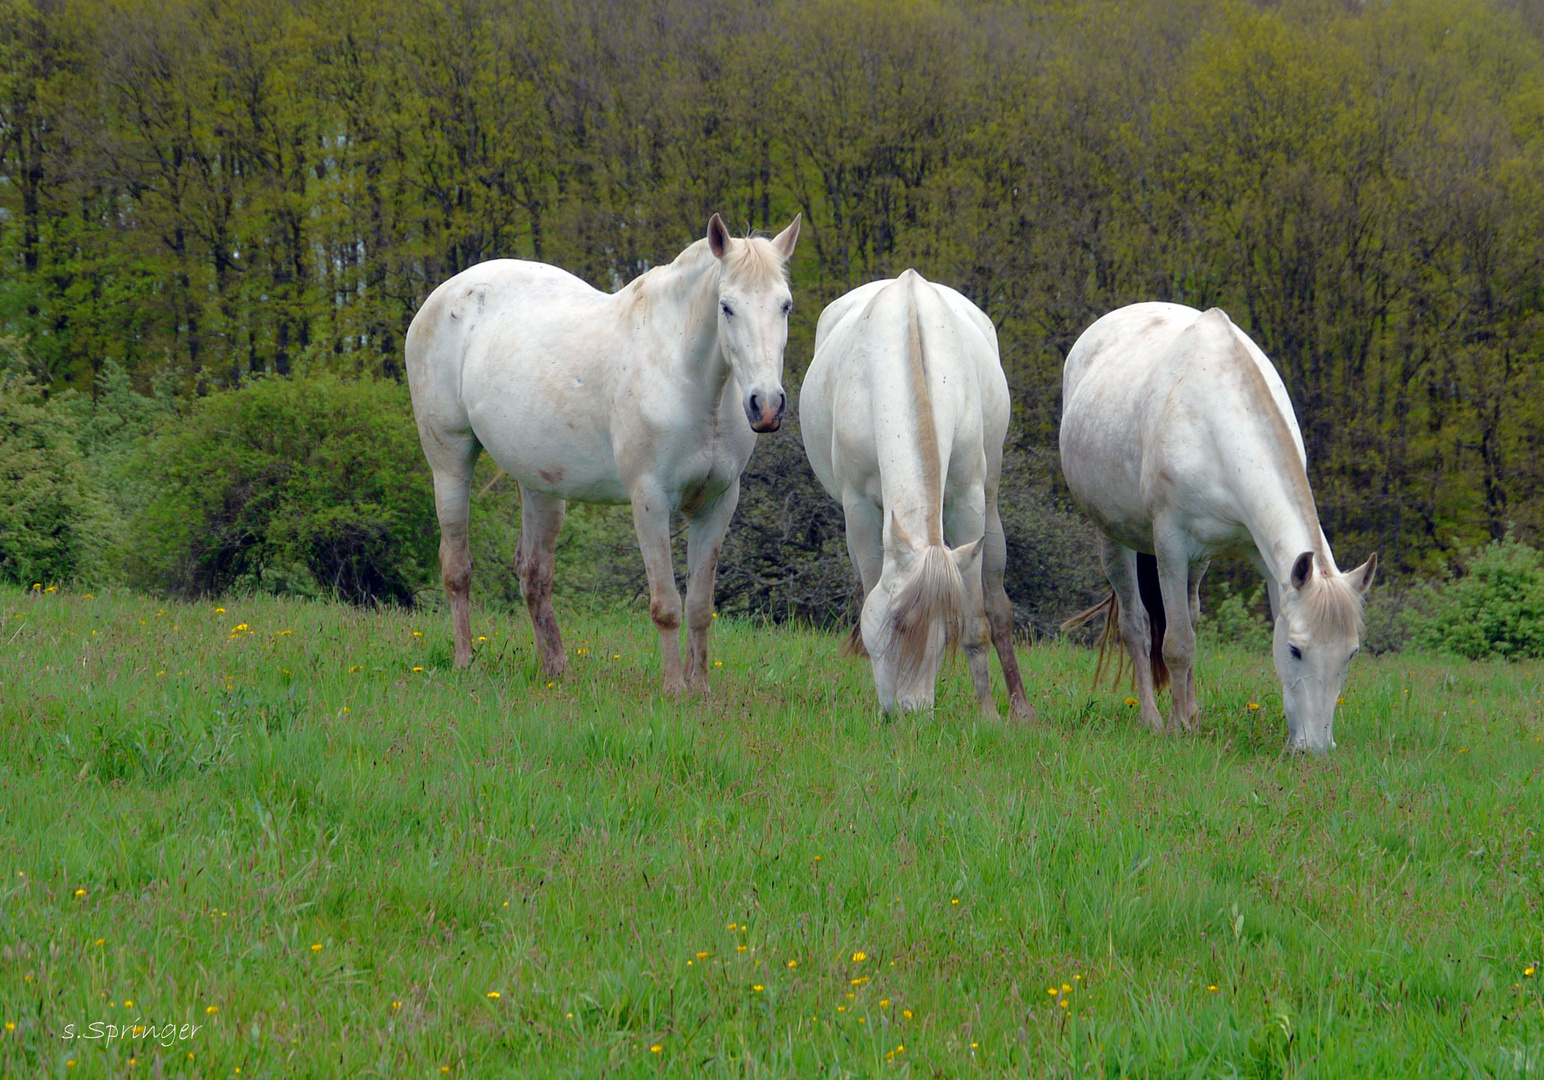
[
  {"xmin": 132, "ymin": 375, "xmax": 437, "ymax": 605},
  {"xmin": 0, "ymin": 375, "xmax": 114, "ymax": 584},
  {"xmin": 1198, "ymin": 581, "xmax": 1273, "ymax": 651},
  {"xmin": 1408, "ymin": 536, "xmax": 1544, "ymax": 660}
]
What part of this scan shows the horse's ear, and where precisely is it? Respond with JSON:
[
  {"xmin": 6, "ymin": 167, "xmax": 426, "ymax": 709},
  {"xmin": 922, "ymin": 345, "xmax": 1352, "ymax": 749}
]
[
  {"xmin": 1290, "ymin": 551, "xmax": 1315, "ymax": 591},
  {"xmin": 707, "ymin": 214, "xmax": 730, "ymax": 259},
  {"xmin": 950, "ymin": 536, "xmax": 983, "ymax": 575},
  {"xmin": 1347, "ymin": 552, "xmax": 1377, "ymax": 595},
  {"xmin": 771, "ymin": 213, "xmax": 801, "ymax": 260}
]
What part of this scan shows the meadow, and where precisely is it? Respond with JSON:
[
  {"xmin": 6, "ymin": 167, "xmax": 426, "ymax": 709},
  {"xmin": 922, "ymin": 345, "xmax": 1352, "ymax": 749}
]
[{"xmin": 0, "ymin": 587, "xmax": 1540, "ymax": 1078}]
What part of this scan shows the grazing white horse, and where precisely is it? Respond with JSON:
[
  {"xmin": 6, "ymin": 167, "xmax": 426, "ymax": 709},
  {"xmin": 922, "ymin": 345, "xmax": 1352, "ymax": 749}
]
[
  {"xmin": 801, "ymin": 270, "xmax": 1034, "ymax": 719},
  {"xmin": 1059, "ymin": 302, "xmax": 1376, "ymax": 752},
  {"xmin": 406, "ymin": 214, "xmax": 800, "ymax": 693}
]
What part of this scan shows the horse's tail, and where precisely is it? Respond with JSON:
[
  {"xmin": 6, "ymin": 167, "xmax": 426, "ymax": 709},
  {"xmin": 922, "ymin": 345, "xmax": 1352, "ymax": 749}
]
[
  {"xmin": 1136, "ymin": 553, "xmax": 1170, "ymax": 691},
  {"xmin": 888, "ymin": 544, "xmax": 967, "ymax": 681},
  {"xmin": 1060, "ymin": 553, "xmax": 1170, "ymax": 693},
  {"xmin": 1060, "ymin": 592, "xmax": 1125, "ymax": 690},
  {"xmin": 839, "ymin": 619, "xmax": 869, "ymax": 659}
]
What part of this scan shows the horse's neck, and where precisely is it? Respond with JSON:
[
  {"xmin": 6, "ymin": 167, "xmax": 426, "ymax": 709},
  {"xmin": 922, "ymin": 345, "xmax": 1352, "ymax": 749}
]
[
  {"xmin": 1235, "ymin": 463, "xmax": 1334, "ymax": 582},
  {"xmin": 633, "ymin": 247, "xmax": 726, "ymax": 392}
]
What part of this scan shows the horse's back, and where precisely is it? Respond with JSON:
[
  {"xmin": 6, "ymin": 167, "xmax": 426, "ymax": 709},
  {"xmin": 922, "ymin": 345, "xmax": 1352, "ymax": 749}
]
[
  {"xmin": 804, "ymin": 271, "xmax": 1004, "ymax": 510},
  {"xmin": 1060, "ymin": 302, "xmax": 1308, "ymax": 550},
  {"xmin": 406, "ymin": 258, "xmax": 631, "ymax": 501}
]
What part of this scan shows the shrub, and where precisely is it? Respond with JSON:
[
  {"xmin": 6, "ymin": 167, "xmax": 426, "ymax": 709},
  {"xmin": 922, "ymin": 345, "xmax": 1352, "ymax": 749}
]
[
  {"xmin": 0, "ymin": 375, "xmax": 115, "ymax": 584},
  {"xmin": 1199, "ymin": 581, "xmax": 1272, "ymax": 651},
  {"xmin": 1408, "ymin": 536, "xmax": 1544, "ymax": 660},
  {"xmin": 132, "ymin": 375, "xmax": 436, "ymax": 604}
]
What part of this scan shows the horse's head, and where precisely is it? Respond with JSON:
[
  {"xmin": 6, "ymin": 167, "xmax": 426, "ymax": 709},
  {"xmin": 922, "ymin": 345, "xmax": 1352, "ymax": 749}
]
[
  {"xmin": 861, "ymin": 513, "xmax": 980, "ymax": 712},
  {"xmin": 1272, "ymin": 551, "xmax": 1377, "ymax": 753},
  {"xmin": 706, "ymin": 213, "xmax": 800, "ymax": 433}
]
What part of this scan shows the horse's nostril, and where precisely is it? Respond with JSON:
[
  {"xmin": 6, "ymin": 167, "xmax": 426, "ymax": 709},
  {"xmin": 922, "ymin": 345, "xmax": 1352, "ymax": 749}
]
[
  {"xmin": 749, "ymin": 393, "xmax": 760, "ymax": 415},
  {"xmin": 777, "ymin": 393, "xmax": 787, "ymax": 413}
]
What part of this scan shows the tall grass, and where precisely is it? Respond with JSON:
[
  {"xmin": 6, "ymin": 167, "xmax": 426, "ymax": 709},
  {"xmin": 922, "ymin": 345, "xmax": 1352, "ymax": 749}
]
[{"xmin": 0, "ymin": 588, "xmax": 1540, "ymax": 1077}]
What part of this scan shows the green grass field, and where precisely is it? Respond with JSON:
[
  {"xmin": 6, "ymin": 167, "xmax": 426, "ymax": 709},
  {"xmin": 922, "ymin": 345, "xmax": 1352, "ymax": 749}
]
[{"xmin": 1, "ymin": 588, "xmax": 1541, "ymax": 1078}]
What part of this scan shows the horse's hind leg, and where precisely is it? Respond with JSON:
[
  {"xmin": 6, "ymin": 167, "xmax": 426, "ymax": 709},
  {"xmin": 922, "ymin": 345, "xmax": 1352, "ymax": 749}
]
[
  {"xmin": 1100, "ymin": 538, "xmax": 1163, "ymax": 732},
  {"xmin": 425, "ymin": 435, "xmax": 480, "ymax": 669},
  {"xmin": 982, "ymin": 503, "xmax": 1035, "ymax": 721},
  {"xmin": 517, "ymin": 485, "xmax": 568, "ymax": 679}
]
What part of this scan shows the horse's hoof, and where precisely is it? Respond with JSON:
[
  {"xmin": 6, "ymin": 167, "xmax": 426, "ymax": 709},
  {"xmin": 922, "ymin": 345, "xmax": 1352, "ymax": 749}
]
[
  {"xmin": 1009, "ymin": 697, "xmax": 1038, "ymax": 723},
  {"xmin": 541, "ymin": 657, "xmax": 568, "ymax": 679}
]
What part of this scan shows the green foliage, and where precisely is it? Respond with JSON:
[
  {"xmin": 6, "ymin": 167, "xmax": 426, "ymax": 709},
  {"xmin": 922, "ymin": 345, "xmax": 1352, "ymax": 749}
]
[
  {"xmin": 2, "ymin": 0, "xmax": 1542, "ymax": 582},
  {"xmin": 0, "ymin": 374, "xmax": 113, "ymax": 584},
  {"xmin": 1201, "ymin": 582, "xmax": 1273, "ymax": 653},
  {"xmin": 132, "ymin": 374, "xmax": 436, "ymax": 604},
  {"xmin": 1409, "ymin": 536, "xmax": 1544, "ymax": 660}
]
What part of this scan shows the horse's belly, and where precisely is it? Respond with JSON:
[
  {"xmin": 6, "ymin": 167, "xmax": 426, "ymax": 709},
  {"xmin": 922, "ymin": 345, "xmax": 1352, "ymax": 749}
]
[{"xmin": 467, "ymin": 392, "xmax": 627, "ymax": 503}]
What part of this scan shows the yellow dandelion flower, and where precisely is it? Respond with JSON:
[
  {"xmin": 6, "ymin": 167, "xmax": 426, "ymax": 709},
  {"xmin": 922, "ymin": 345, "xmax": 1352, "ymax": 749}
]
[
  {"xmin": 84, "ymin": 593, "xmax": 93, "ymax": 599},
  {"xmin": 205, "ymin": 1006, "xmax": 218, "ymax": 1015},
  {"xmin": 902, "ymin": 1009, "xmax": 913, "ymax": 1020},
  {"xmin": 951, "ymin": 898, "xmax": 959, "ymax": 905},
  {"xmin": 1247, "ymin": 702, "xmax": 1260, "ymax": 711},
  {"xmin": 696, "ymin": 951, "xmax": 709, "ymax": 960},
  {"xmin": 1059, "ymin": 998, "xmax": 1070, "ymax": 1009},
  {"xmin": 1208, "ymin": 984, "xmax": 1219, "ymax": 992},
  {"xmin": 612, "ymin": 653, "xmax": 620, "ymax": 659},
  {"xmin": 74, "ymin": 888, "xmax": 85, "ymax": 899},
  {"xmin": 66, "ymin": 1060, "xmax": 75, "ymax": 1068},
  {"xmin": 714, "ymin": 660, "xmax": 723, "ymax": 667},
  {"xmin": 94, "ymin": 938, "xmax": 104, "ymax": 946},
  {"xmin": 124, "ymin": 1000, "xmax": 133, "ymax": 1007},
  {"xmin": 1124, "ymin": 696, "xmax": 1138, "ymax": 706},
  {"xmin": 412, "ymin": 631, "xmax": 422, "ymax": 637},
  {"xmin": 4, "ymin": 1022, "xmax": 13, "ymax": 1031},
  {"xmin": 412, "ymin": 666, "xmax": 424, "ymax": 672},
  {"xmin": 1526, "ymin": 966, "xmax": 1536, "ymax": 977},
  {"xmin": 310, "ymin": 943, "xmax": 323, "ymax": 952},
  {"xmin": 852, "ymin": 951, "xmax": 866, "ymax": 962},
  {"xmin": 1062, "ymin": 983, "xmax": 1071, "ymax": 993},
  {"xmin": 880, "ymin": 999, "xmax": 890, "ymax": 1008},
  {"xmin": 787, "ymin": 960, "xmax": 797, "ymax": 969},
  {"xmin": 752, "ymin": 984, "xmax": 763, "ymax": 992},
  {"xmin": 837, "ymin": 1006, "xmax": 846, "ymax": 1013},
  {"xmin": 477, "ymin": 636, "xmax": 488, "ymax": 642},
  {"xmin": 215, "ymin": 607, "xmax": 225, "ymax": 614},
  {"xmin": 1047, "ymin": 987, "xmax": 1057, "ymax": 996},
  {"xmin": 486, "ymin": 991, "xmax": 500, "ymax": 1000},
  {"xmin": 650, "ymin": 1044, "xmax": 662, "ymax": 1053},
  {"xmin": 737, "ymin": 945, "xmax": 747, "ymax": 953},
  {"xmin": 392, "ymin": 1001, "xmax": 401, "ymax": 1011},
  {"xmin": 546, "ymin": 682, "xmax": 553, "ymax": 688}
]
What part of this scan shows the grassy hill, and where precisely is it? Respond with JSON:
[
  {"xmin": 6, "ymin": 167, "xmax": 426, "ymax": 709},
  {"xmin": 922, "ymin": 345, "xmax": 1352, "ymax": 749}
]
[{"xmin": 0, "ymin": 589, "xmax": 1540, "ymax": 1077}]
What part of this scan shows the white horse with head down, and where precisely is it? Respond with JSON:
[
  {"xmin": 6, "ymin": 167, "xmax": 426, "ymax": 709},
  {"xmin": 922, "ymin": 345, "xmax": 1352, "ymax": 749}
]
[
  {"xmin": 801, "ymin": 270, "xmax": 1034, "ymax": 719},
  {"xmin": 1059, "ymin": 303, "xmax": 1376, "ymax": 752},
  {"xmin": 406, "ymin": 214, "xmax": 800, "ymax": 694}
]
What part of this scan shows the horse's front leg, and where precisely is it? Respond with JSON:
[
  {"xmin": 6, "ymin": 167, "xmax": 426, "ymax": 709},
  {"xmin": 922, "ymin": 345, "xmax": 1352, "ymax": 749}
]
[
  {"xmin": 683, "ymin": 481, "xmax": 740, "ymax": 695},
  {"xmin": 1154, "ymin": 529, "xmax": 1199, "ymax": 733},
  {"xmin": 631, "ymin": 483, "xmax": 685, "ymax": 696}
]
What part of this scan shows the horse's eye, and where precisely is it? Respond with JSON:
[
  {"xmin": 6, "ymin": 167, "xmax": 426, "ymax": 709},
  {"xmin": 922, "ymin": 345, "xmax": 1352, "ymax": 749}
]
[
  {"xmin": 1289, "ymin": 645, "xmax": 1303, "ymax": 661},
  {"xmin": 780, "ymin": 300, "xmax": 793, "ymax": 316},
  {"xmin": 721, "ymin": 302, "xmax": 734, "ymax": 318}
]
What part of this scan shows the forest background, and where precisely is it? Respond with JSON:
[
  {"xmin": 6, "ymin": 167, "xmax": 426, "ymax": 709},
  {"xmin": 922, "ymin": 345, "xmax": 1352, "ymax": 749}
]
[{"xmin": 3, "ymin": 0, "xmax": 1544, "ymax": 643}]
